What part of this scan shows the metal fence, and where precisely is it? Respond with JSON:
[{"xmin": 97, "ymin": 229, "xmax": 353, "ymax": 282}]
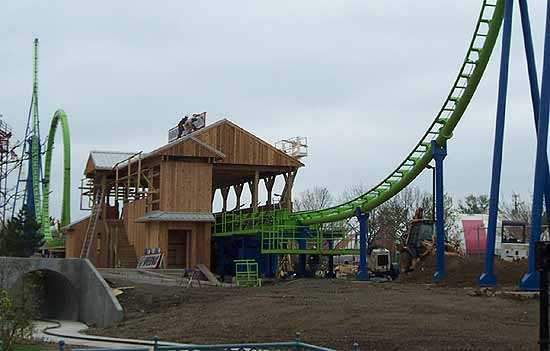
[{"xmin": 57, "ymin": 333, "xmax": 359, "ymax": 351}]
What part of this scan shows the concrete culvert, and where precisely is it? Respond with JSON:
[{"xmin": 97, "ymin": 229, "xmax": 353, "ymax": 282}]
[{"xmin": 22, "ymin": 270, "xmax": 79, "ymax": 321}]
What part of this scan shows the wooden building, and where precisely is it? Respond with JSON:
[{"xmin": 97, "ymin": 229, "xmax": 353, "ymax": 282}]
[{"xmin": 63, "ymin": 119, "xmax": 303, "ymax": 269}]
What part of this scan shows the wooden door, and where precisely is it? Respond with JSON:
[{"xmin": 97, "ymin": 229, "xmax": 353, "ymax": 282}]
[{"xmin": 168, "ymin": 230, "xmax": 188, "ymax": 268}]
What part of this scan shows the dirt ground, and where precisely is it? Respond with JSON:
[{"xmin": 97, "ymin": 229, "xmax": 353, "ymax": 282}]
[{"xmin": 91, "ymin": 257, "xmax": 540, "ymax": 351}]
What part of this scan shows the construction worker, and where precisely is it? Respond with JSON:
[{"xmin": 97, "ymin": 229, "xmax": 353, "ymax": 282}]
[
  {"xmin": 184, "ymin": 115, "xmax": 196, "ymax": 134},
  {"xmin": 177, "ymin": 116, "xmax": 188, "ymax": 138}
]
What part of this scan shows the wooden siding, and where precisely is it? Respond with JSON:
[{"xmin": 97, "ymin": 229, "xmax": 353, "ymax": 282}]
[
  {"xmin": 157, "ymin": 137, "xmax": 223, "ymax": 158},
  {"xmin": 63, "ymin": 216, "xmax": 111, "ymax": 268},
  {"xmin": 160, "ymin": 161, "xmax": 213, "ymax": 212},
  {"xmin": 123, "ymin": 198, "xmax": 211, "ymax": 269},
  {"xmin": 161, "ymin": 120, "xmax": 302, "ymax": 167}
]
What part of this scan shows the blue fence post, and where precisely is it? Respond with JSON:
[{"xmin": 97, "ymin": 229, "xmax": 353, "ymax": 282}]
[
  {"xmin": 431, "ymin": 140, "xmax": 447, "ymax": 283},
  {"xmin": 519, "ymin": 0, "xmax": 550, "ymax": 227},
  {"xmin": 355, "ymin": 208, "xmax": 369, "ymax": 281},
  {"xmin": 479, "ymin": 0, "xmax": 514, "ymax": 288},
  {"xmin": 153, "ymin": 336, "xmax": 159, "ymax": 351},
  {"xmin": 521, "ymin": 0, "xmax": 550, "ymax": 291},
  {"xmin": 58, "ymin": 340, "xmax": 65, "ymax": 351}
]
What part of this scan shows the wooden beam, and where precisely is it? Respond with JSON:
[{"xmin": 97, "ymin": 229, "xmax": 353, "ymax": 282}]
[
  {"xmin": 252, "ymin": 171, "xmax": 259, "ymax": 212},
  {"xmin": 264, "ymin": 176, "xmax": 276, "ymax": 206},
  {"xmin": 136, "ymin": 154, "xmax": 142, "ymax": 196},
  {"xmin": 221, "ymin": 186, "xmax": 230, "ymax": 212},
  {"xmin": 213, "ymin": 163, "xmax": 295, "ymax": 174},
  {"xmin": 281, "ymin": 169, "xmax": 298, "ymax": 210},
  {"xmin": 233, "ymin": 184, "xmax": 244, "ymax": 210}
]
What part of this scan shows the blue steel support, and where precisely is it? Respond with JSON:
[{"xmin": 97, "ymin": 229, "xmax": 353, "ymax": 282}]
[
  {"xmin": 431, "ymin": 140, "xmax": 447, "ymax": 283},
  {"xmin": 297, "ymin": 227, "xmax": 307, "ymax": 277},
  {"xmin": 479, "ymin": 0, "xmax": 514, "ymax": 287},
  {"xmin": 355, "ymin": 208, "xmax": 369, "ymax": 281},
  {"xmin": 519, "ymin": 0, "xmax": 550, "ymax": 228},
  {"xmin": 326, "ymin": 240, "xmax": 336, "ymax": 278},
  {"xmin": 521, "ymin": 0, "xmax": 550, "ymax": 291},
  {"xmin": 217, "ymin": 237, "xmax": 225, "ymax": 277}
]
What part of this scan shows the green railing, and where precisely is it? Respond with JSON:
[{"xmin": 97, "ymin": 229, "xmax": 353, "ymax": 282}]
[
  {"xmin": 57, "ymin": 333, "xmax": 352, "ymax": 351},
  {"xmin": 234, "ymin": 259, "xmax": 261, "ymax": 287},
  {"xmin": 212, "ymin": 209, "xmax": 295, "ymax": 237},
  {"xmin": 213, "ymin": 210, "xmax": 358, "ymax": 255}
]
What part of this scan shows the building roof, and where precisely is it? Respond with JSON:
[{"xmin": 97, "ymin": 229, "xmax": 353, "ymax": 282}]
[
  {"xmin": 89, "ymin": 151, "xmax": 138, "ymax": 170},
  {"xmin": 135, "ymin": 211, "xmax": 215, "ymax": 223}
]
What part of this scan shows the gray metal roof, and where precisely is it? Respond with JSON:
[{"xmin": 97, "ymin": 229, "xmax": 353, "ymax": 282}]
[
  {"xmin": 90, "ymin": 151, "xmax": 138, "ymax": 170},
  {"xmin": 135, "ymin": 211, "xmax": 215, "ymax": 223}
]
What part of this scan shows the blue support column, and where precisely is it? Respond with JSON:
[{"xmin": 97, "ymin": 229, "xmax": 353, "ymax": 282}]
[
  {"xmin": 355, "ymin": 208, "xmax": 369, "ymax": 281},
  {"xmin": 326, "ymin": 240, "xmax": 336, "ymax": 279},
  {"xmin": 217, "ymin": 237, "xmax": 225, "ymax": 277},
  {"xmin": 479, "ymin": 0, "xmax": 514, "ymax": 288},
  {"xmin": 519, "ymin": 0, "xmax": 550, "ymax": 228},
  {"xmin": 521, "ymin": 0, "xmax": 550, "ymax": 291},
  {"xmin": 431, "ymin": 140, "xmax": 447, "ymax": 283},
  {"xmin": 297, "ymin": 227, "xmax": 307, "ymax": 277}
]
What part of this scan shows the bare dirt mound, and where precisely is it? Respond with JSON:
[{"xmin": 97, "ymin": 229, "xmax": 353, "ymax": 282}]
[{"xmin": 399, "ymin": 255, "xmax": 528, "ymax": 287}]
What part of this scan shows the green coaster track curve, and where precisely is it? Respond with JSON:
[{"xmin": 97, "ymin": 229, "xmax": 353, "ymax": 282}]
[
  {"xmin": 23, "ymin": 39, "xmax": 71, "ymax": 240},
  {"xmin": 291, "ymin": 0, "xmax": 505, "ymax": 226},
  {"xmin": 41, "ymin": 110, "xmax": 71, "ymax": 239}
]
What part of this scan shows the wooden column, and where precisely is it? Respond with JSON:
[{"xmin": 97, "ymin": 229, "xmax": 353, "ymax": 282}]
[
  {"xmin": 264, "ymin": 176, "xmax": 276, "ymax": 206},
  {"xmin": 281, "ymin": 169, "xmax": 297, "ymax": 210},
  {"xmin": 221, "ymin": 187, "xmax": 230, "ymax": 212},
  {"xmin": 234, "ymin": 184, "xmax": 244, "ymax": 210},
  {"xmin": 250, "ymin": 171, "xmax": 259, "ymax": 212}
]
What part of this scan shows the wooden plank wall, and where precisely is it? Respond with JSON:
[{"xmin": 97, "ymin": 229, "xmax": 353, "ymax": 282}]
[
  {"xmin": 64, "ymin": 217, "xmax": 111, "ymax": 268},
  {"xmin": 158, "ymin": 139, "xmax": 220, "ymax": 158},
  {"xmin": 64, "ymin": 218, "xmax": 89, "ymax": 258},
  {"xmin": 124, "ymin": 198, "xmax": 158, "ymax": 258},
  {"xmin": 160, "ymin": 161, "xmax": 212, "ymax": 212},
  {"xmin": 194, "ymin": 122, "xmax": 300, "ymax": 166},
  {"xmin": 163, "ymin": 222, "xmax": 211, "ymax": 268}
]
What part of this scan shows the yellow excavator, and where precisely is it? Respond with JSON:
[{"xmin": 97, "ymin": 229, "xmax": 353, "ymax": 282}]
[{"xmin": 400, "ymin": 208, "xmax": 462, "ymax": 273}]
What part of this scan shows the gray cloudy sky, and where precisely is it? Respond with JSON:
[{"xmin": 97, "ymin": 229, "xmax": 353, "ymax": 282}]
[{"xmin": 1, "ymin": 1, "xmax": 548, "ymax": 219}]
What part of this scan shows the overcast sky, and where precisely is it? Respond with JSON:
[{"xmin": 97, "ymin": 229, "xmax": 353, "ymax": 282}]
[{"xmin": 1, "ymin": 1, "xmax": 549, "ymax": 219}]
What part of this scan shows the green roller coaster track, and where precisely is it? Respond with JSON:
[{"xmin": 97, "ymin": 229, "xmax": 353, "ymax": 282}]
[
  {"xmin": 214, "ymin": 0, "xmax": 506, "ymax": 250},
  {"xmin": 41, "ymin": 110, "xmax": 71, "ymax": 239},
  {"xmin": 24, "ymin": 39, "xmax": 71, "ymax": 241}
]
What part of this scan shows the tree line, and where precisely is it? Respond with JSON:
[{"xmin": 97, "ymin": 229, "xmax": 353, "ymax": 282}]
[{"xmin": 294, "ymin": 184, "xmax": 535, "ymax": 248}]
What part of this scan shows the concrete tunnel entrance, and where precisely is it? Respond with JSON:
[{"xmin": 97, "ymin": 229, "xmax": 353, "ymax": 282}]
[{"xmin": 21, "ymin": 270, "xmax": 79, "ymax": 321}]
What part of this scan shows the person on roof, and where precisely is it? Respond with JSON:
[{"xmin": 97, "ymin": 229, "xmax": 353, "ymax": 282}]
[{"xmin": 177, "ymin": 116, "xmax": 188, "ymax": 138}]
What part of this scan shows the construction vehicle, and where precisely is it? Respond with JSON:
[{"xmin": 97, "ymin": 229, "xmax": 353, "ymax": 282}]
[
  {"xmin": 369, "ymin": 248, "xmax": 399, "ymax": 279},
  {"xmin": 499, "ymin": 220, "xmax": 529, "ymax": 261},
  {"xmin": 400, "ymin": 208, "xmax": 462, "ymax": 273}
]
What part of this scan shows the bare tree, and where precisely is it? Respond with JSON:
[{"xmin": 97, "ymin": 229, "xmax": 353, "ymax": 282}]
[
  {"xmin": 294, "ymin": 186, "xmax": 333, "ymax": 211},
  {"xmin": 500, "ymin": 192, "xmax": 531, "ymax": 223}
]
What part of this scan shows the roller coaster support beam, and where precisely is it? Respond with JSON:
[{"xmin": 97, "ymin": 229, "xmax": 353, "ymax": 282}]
[
  {"xmin": 521, "ymin": 0, "xmax": 550, "ymax": 291},
  {"xmin": 431, "ymin": 140, "xmax": 447, "ymax": 284},
  {"xmin": 297, "ymin": 227, "xmax": 307, "ymax": 277},
  {"xmin": 217, "ymin": 237, "xmax": 225, "ymax": 278},
  {"xmin": 519, "ymin": 0, "xmax": 550, "ymax": 229},
  {"xmin": 355, "ymin": 209, "xmax": 369, "ymax": 281},
  {"xmin": 326, "ymin": 241, "xmax": 336, "ymax": 279},
  {"xmin": 479, "ymin": 0, "xmax": 513, "ymax": 288}
]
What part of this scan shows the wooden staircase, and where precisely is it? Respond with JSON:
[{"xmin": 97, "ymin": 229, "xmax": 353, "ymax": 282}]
[
  {"xmin": 80, "ymin": 189, "xmax": 105, "ymax": 259},
  {"xmin": 108, "ymin": 220, "xmax": 138, "ymax": 268}
]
